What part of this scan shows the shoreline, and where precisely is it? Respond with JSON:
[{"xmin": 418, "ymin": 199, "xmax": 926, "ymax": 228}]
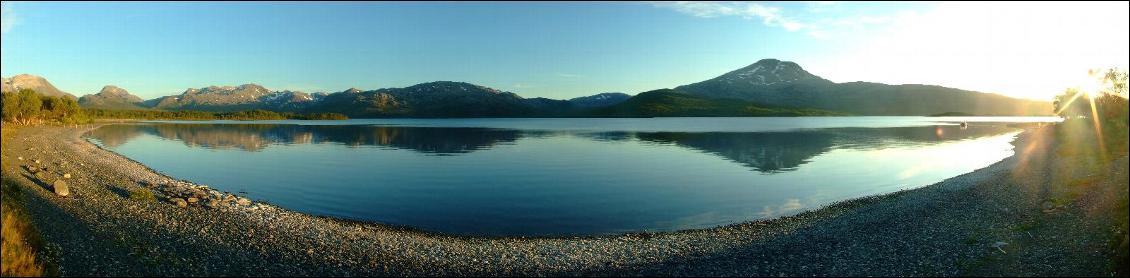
[
  {"xmin": 1, "ymin": 123, "xmax": 1123, "ymax": 276},
  {"xmin": 73, "ymin": 121, "xmax": 958, "ymax": 240},
  {"xmin": 73, "ymin": 121, "xmax": 1022, "ymax": 239}
]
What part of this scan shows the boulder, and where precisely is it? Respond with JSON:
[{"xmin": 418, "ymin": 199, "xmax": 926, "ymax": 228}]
[
  {"xmin": 52, "ymin": 179, "xmax": 70, "ymax": 197},
  {"xmin": 170, "ymin": 198, "xmax": 188, "ymax": 208}
]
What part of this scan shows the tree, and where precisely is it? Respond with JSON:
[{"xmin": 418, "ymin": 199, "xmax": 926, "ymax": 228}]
[
  {"xmin": 1098, "ymin": 68, "xmax": 1128, "ymax": 97},
  {"xmin": 1054, "ymin": 68, "xmax": 1129, "ymax": 121},
  {"xmin": 14, "ymin": 89, "xmax": 43, "ymax": 124}
]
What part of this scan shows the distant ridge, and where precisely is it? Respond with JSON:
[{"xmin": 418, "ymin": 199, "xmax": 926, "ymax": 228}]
[
  {"xmin": 675, "ymin": 59, "xmax": 1051, "ymax": 116},
  {"xmin": 12, "ymin": 59, "xmax": 1053, "ymax": 117}
]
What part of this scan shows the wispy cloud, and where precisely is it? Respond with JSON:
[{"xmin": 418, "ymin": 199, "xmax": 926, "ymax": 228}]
[
  {"xmin": 652, "ymin": 1, "xmax": 805, "ymax": 31},
  {"xmin": 1, "ymin": 2, "xmax": 19, "ymax": 34},
  {"xmin": 556, "ymin": 73, "xmax": 582, "ymax": 78},
  {"xmin": 652, "ymin": 1, "xmax": 909, "ymax": 39}
]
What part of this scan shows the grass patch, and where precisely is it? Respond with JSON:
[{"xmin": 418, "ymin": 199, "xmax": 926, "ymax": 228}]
[
  {"xmin": 1051, "ymin": 117, "xmax": 1129, "ymax": 276},
  {"xmin": 1, "ymin": 177, "xmax": 46, "ymax": 277},
  {"xmin": 129, "ymin": 188, "xmax": 157, "ymax": 202},
  {"xmin": 1009, "ymin": 221, "xmax": 1039, "ymax": 233}
]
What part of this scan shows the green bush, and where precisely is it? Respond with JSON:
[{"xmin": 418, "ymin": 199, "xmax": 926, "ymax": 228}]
[{"xmin": 129, "ymin": 188, "xmax": 157, "ymax": 202}]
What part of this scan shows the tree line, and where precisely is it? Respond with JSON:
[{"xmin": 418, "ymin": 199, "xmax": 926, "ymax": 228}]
[
  {"xmin": 1, "ymin": 89, "xmax": 86, "ymax": 125},
  {"xmin": 1, "ymin": 88, "xmax": 348, "ymax": 124}
]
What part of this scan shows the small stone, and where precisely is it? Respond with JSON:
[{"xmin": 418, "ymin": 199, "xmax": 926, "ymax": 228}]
[
  {"xmin": 63, "ymin": 173, "xmax": 72, "ymax": 179},
  {"xmin": 170, "ymin": 198, "xmax": 188, "ymax": 208},
  {"xmin": 187, "ymin": 197, "xmax": 199, "ymax": 203},
  {"xmin": 236, "ymin": 198, "xmax": 251, "ymax": 206},
  {"xmin": 52, "ymin": 180, "xmax": 70, "ymax": 197},
  {"xmin": 17, "ymin": 156, "xmax": 23, "ymax": 161},
  {"xmin": 25, "ymin": 165, "xmax": 40, "ymax": 173},
  {"xmin": 34, "ymin": 159, "xmax": 41, "ymax": 164},
  {"xmin": 1041, "ymin": 201, "xmax": 1057, "ymax": 213}
]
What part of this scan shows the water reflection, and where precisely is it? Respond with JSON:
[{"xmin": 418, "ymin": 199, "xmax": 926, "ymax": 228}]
[
  {"xmin": 89, "ymin": 124, "xmax": 522, "ymax": 154},
  {"xmin": 84, "ymin": 120, "xmax": 1025, "ymax": 236},
  {"xmin": 88, "ymin": 124, "xmax": 1013, "ymax": 173}
]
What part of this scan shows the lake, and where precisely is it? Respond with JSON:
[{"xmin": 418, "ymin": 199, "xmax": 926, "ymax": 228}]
[{"xmin": 84, "ymin": 117, "xmax": 1060, "ymax": 236}]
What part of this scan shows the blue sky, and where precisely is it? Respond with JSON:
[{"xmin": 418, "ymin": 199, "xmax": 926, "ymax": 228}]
[{"xmin": 2, "ymin": 2, "xmax": 1127, "ymax": 100}]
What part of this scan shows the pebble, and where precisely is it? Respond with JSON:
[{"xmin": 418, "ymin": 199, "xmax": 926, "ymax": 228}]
[{"xmin": 53, "ymin": 179, "xmax": 70, "ymax": 197}]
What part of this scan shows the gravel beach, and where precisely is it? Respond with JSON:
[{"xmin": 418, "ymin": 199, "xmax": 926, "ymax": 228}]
[{"xmin": 0, "ymin": 124, "xmax": 1125, "ymax": 276}]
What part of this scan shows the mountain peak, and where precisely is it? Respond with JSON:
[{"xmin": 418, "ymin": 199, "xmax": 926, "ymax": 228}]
[
  {"xmin": 79, "ymin": 85, "xmax": 144, "ymax": 109},
  {"xmin": 719, "ymin": 59, "xmax": 817, "ymax": 86},
  {"xmin": 1, "ymin": 74, "xmax": 77, "ymax": 99},
  {"xmin": 184, "ymin": 84, "xmax": 270, "ymax": 95},
  {"xmin": 404, "ymin": 81, "xmax": 505, "ymax": 95},
  {"xmin": 98, "ymin": 85, "xmax": 130, "ymax": 97}
]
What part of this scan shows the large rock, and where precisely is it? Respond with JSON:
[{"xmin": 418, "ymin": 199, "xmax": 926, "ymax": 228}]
[
  {"xmin": 52, "ymin": 179, "xmax": 70, "ymax": 197},
  {"xmin": 170, "ymin": 198, "xmax": 188, "ymax": 208}
]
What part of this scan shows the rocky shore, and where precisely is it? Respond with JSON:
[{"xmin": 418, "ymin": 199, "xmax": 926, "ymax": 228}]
[{"xmin": 0, "ymin": 124, "xmax": 1124, "ymax": 276}]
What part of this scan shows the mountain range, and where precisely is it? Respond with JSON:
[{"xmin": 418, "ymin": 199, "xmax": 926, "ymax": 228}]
[{"xmin": 2, "ymin": 59, "xmax": 1054, "ymax": 117}]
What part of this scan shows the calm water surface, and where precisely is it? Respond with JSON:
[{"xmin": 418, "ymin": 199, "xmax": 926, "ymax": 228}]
[{"xmin": 85, "ymin": 117, "xmax": 1059, "ymax": 236}]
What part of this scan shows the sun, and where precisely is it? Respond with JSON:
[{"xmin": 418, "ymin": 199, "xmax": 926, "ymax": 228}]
[{"xmin": 1074, "ymin": 73, "xmax": 1104, "ymax": 99}]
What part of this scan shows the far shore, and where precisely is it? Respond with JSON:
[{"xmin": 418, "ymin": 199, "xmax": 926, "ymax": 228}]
[{"xmin": 0, "ymin": 123, "xmax": 1124, "ymax": 276}]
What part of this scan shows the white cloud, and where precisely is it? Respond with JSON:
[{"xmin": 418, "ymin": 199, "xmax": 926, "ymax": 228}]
[
  {"xmin": 1, "ymin": 2, "xmax": 19, "ymax": 34},
  {"xmin": 653, "ymin": 2, "xmax": 805, "ymax": 32}
]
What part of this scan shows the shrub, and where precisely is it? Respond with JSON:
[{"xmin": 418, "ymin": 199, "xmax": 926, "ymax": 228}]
[{"xmin": 129, "ymin": 188, "xmax": 157, "ymax": 202}]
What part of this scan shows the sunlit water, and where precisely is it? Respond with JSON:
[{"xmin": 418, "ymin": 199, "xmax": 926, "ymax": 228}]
[{"xmin": 85, "ymin": 117, "xmax": 1059, "ymax": 236}]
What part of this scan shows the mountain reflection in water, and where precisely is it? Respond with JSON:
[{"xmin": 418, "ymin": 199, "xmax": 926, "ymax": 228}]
[{"xmin": 88, "ymin": 123, "xmax": 1013, "ymax": 173}]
